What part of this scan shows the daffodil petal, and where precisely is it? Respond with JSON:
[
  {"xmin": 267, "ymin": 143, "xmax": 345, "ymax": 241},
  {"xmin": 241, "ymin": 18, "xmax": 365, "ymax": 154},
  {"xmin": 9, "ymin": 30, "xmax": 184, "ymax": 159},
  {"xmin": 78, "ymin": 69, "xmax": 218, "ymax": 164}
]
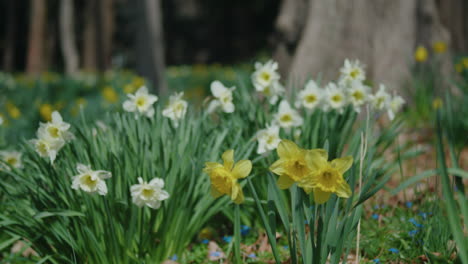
[
  {"xmin": 305, "ymin": 150, "xmax": 328, "ymax": 171},
  {"xmin": 222, "ymin": 150, "xmax": 234, "ymax": 170},
  {"xmin": 269, "ymin": 159, "xmax": 286, "ymax": 175},
  {"xmin": 203, "ymin": 162, "xmax": 222, "ymax": 173},
  {"xmin": 277, "ymin": 140, "xmax": 300, "ymax": 159},
  {"xmin": 233, "ymin": 187, "xmax": 244, "ymax": 204},
  {"xmin": 313, "ymin": 188, "xmax": 331, "ymax": 204},
  {"xmin": 232, "ymin": 160, "xmax": 252, "ymax": 179},
  {"xmin": 277, "ymin": 175, "xmax": 295, "ymax": 189},
  {"xmin": 331, "ymin": 156, "xmax": 353, "ymax": 174},
  {"xmin": 335, "ymin": 181, "xmax": 352, "ymax": 198},
  {"xmin": 211, "ymin": 186, "xmax": 223, "ymax": 198}
]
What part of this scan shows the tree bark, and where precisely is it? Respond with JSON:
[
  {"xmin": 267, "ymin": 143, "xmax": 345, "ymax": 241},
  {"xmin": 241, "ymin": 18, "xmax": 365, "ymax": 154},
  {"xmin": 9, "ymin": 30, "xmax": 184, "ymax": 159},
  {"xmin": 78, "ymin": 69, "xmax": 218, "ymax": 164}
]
[
  {"xmin": 436, "ymin": 0, "xmax": 468, "ymax": 53},
  {"xmin": 275, "ymin": 0, "xmax": 451, "ymax": 91},
  {"xmin": 26, "ymin": 0, "xmax": 47, "ymax": 75},
  {"xmin": 96, "ymin": 0, "xmax": 114, "ymax": 70},
  {"xmin": 3, "ymin": 1, "xmax": 17, "ymax": 71},
  {"xmin": 83, "ymin": 0, "xmax": 97, "ymax": 71},
  {"xmin": 60, "ymin": 0, "xmax": 79, "ymax": 75},
  {"xmin": 135, "ymin": 0, "xmax": 168, "ymax": 94}
]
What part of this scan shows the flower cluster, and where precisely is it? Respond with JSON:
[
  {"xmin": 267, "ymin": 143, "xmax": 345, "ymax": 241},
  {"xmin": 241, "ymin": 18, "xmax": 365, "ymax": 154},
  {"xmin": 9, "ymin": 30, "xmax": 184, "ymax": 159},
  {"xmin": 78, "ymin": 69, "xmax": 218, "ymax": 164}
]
[
  {"xmin": 270, "ymin": 140, "xmax": 352, "ymax": 204},
  {"xmin": 30, "ymin": 111, "xmax": 74, "ymax": 163},
  {"xmin": 207, "ymin": 81, "xmax": 235, "ymax": 113},
  {"xmin": 72, "ymin": 164, "xmax": 112, "ymax": 195},
  {"xmin": 251, "ymin": 60, "xmax": 284, "ymax": 104}
]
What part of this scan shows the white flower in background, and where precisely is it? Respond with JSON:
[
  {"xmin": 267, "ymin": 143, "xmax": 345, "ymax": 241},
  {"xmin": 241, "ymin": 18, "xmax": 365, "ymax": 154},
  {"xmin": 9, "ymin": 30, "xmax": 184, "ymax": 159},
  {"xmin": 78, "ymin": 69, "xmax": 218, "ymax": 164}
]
[
  {"xmin": 130, "ymin": 177, "xmax": 170, "ymax": 209},
  {"xmin": 339, "ymin": 59, "xmax": 366, "ymax": 84},
  {"xmin": 162, "ymin": 92, "xmax": 188, "ymax": 127},
  {"xmin": 71, "ymin": 164, "xmax": 112, "ymax": 195},
  {"xmin": 348, "ymin": 81, "xmax": 370, "ymax": 113},
  {"xmin": 370, "ymin": 84, "xmax": 391, "ymax": 110},
  {"xmin": 387, "ymin": 95, "xmax": 405, "ymax": 120},
  {"xmin": 261, "ymin": 81, "xmax": 284, "ymax": 104},
  {"xmin": 256, "ymin": 125, "xmax": 281, "ymax": 154},
  {"xmin": 274, "ymin": 100, "xmax": 303, "ymax": 128},
  {"xmin": 0, "ymin": 115, "xmax": 3, "ymax": 126},
  {"xmin": 123, "ymin": 86, "xmax": 158, "ymax": 118},
  {"xmin": 296, "ymin": 80, "xmax": 322, "ymax": 110},
  {"xmin": 0, "ymin": 151, "xmax": 23, "ymax": 170},
  {"xmin": 30, "ymin": 111, "xmax": 73, "ymax": 164},
  {"xmin": 252, "ymin": 60, "xmax": 280, "ymax": 91},
  {"xmin": 323, "ymin": 82, "xmax": 346, "ymax": 113},
  {"xmin": 207, "ymin": 81, "xmax": 235, "ymax": 113},
  {"xmin": 38, "ymin": 111, "xmax": 74, "ymax": 142}
]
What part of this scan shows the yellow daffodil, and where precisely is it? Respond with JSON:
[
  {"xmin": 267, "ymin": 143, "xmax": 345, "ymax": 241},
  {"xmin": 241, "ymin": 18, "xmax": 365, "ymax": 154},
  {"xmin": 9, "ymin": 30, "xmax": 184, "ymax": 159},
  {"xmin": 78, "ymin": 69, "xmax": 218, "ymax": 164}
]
[
  {"xmin": 414, "ymin": 46, "xmax": 428, "ymax": 63},
  {"xmin": 102, "ymin": 86, "xmax": 119, "ymax": 103},
  {"xmin": 39, "ymin": 103, "xmax": 54, "ymax": 121},
  {"xmin": 432, "ymin": 98, "xmax": 443, "ymax": 110},
  {"xmin": 6, "ymin": 102, "xmax": 21, "ymax": 119},
  {"xmin": 432, "ymin": 41, "xmax": 447, "ymax": 54},
  {"xmin": 455, "ymin": 63, "xmax": 463, "ymax": 73},
  {"xmin": 270, "ymin": 140, "xmax": 326, "ymax": 189},
  {"xmin": 298, "ymin": 151, "xmax": 353, "ymax": 204},
  {"xmin": 462, "ymin": 57, "xmax": 468, "ymax": 68},
  {"xmin": 203, "ymin": 150, "xmax": 252, "ymax": 204}
]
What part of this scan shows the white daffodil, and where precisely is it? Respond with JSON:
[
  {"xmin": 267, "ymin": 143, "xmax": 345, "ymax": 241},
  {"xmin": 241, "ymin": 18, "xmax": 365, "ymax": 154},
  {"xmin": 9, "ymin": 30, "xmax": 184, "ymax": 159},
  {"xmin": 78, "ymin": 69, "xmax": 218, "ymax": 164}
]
[
  {"xmin": 30, "ymin": 137, "xmax": 64, "ymax": 164},
  {"xmin": 0, "ymin": 150, "xmax": 23, "ymax": 170},
  {"xmin": 370, "ymin": 84, "xmax": 391, "ymax": 110},
  {"xmin": 130, "ymin": 177, "xmax": 170, "ymax": 209},
  {"xmin": 296, "ymin": 80, "xmax": 322, "ymax": 110},
  {"xmin": 207, "ymin": 81, "xmax": 235, "ymax": 113},
  {"xmin": 274, "ymin": 100, "xmax": 303, "ymax": 128},
  {"xmin": 339, "ymin": 59, "xmax": 366, "ymax": 85},
  {"xmin": 323, "ymin": 82, "xmax": 346, "ymax": 113},
  {"xmin": 38, "ymin": 111, "xmax": 74, "ymax": 142},
  {"xmin": 260, "ymin": 81, "xmax": 284, "ymax": 104},
  {"xmin": 256, "ymin": 125, "xmax": 281, "ymax": 154},
  {"xmin": 387, "ymin": 95, "xmax": 405, "ymax": 120},
  {"xmin": 162, "ymin": 92, "xmax": 188, "ymax": 127},
  {"xmin": 71, "ymin": 164, "xmax": 112, "ymax": 195},
  {"xmin": 348, "ymin": 80, "xmax": 370, "ymax": 113},
  {"xmin": 252, "ymin": 60, "xmax": 280, "ymax": 91},
  {"xmin": 123, "ymin": 86, "xmax": 158, "ymax": 118}
]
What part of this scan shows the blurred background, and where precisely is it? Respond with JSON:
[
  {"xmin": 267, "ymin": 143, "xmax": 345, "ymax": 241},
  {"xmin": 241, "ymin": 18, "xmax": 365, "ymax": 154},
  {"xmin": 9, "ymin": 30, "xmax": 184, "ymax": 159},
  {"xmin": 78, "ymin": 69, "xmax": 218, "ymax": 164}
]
[{"xmin": 1, "ymin": 0, "xmax": 468, "ymax": 93}]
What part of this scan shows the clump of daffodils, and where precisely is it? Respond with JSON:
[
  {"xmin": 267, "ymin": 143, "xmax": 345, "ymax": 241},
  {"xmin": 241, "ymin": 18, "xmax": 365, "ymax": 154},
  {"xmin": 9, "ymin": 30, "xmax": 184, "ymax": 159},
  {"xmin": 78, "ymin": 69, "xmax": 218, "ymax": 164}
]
[
  {"xmin": 323, "ymin": 82, "xmax": 347, "ymax": 113},
  {"xmin": 339, "ymin": 59, "xmax": 366, "ymax": 85},
  {"xmin": 295, "ymin": 80, "xmax": 322, "ymax": 110},
  {"xmin": 251, "ymin": 60, "xmax": 284, "ymax": 104},
  {"xmin": 130, "ymin": 177, "xmax": 170, "ymax": 209},
  {"xmin": 162, "ymin": 92, "xmax": 188, "ymax": 127},
  {"xmin": 270, "ymin": 140, "xmax": 352, "ymax": 204},
  {"xmin": 256, "ymin": 125, "xmax": 281, "ymax": 154},
  {"xmin": 0, "ymin": 150, "xmax": 23, "ymax": 170},
  {"xmin": 207, "ymin": 81, "xmax": 235, "ymax": 113},
  {"xmin": 71, "ymin": 164, "xmax": 112, "ymax": 195},
  {"xmin": 203, "ymin": 150, "xmax": 252, "ymax": 204},
  {"xmin": 123, "ymin": 86, "xmax": 158, "ymax": 119},
  {"xmin": 30, "ymin": 111, "xmax": 74, "ymax": 163}
]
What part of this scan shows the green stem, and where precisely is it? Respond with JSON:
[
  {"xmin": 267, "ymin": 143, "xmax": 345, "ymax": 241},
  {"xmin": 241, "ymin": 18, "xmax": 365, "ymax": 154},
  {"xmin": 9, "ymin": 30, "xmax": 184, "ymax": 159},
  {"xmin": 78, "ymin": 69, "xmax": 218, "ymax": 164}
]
[{"xmin": 234, "ymin": 204, "xmax": 242, "ymax": 264}]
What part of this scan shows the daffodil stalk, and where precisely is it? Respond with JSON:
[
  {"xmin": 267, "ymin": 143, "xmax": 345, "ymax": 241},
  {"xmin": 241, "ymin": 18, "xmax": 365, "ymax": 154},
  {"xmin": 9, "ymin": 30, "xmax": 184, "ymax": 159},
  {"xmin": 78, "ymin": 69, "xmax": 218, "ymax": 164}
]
[{"xmin": 234, "ymin": 204, "xmax": 242, "ymax": 264}]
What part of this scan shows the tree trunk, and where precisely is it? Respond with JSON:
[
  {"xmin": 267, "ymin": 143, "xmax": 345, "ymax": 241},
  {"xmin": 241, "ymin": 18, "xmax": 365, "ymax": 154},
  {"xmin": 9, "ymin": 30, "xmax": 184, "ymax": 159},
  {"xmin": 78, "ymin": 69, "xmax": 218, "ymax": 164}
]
[
  {"xmin": 135, "ymin": 0, "xmax": 168, "ymax": 94},
  {"xmin": 60, "ymin": 0, "xmax": 79, "ymax": 75},
  {"xmin": 83, "ymin": 0, "xmax": 97, "ymax": 71},
  {"xmin": 436, "ymin": 0, "xmax": 468, "ymax": 53},
  {"xmin": 96, "ymin": 0, "xmax": 114, "ymax": 70},
  {"xmin": 275, "ymin": 0, "xmax": 451, "ymax": 91},
  {"xmin": 26, "ymin": 0, "xmax": 47, "ymax": 75},
  {"xmin": 3, "ymin": 1, "xmax": 17, "ymax": 71}
]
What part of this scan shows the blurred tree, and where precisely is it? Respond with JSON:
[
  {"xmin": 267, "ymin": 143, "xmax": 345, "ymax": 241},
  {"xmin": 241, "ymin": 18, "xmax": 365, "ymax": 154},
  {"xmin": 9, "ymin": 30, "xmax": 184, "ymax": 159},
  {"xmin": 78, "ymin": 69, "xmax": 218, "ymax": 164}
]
[
  {"xmin": 2, "ymin": 1, "xmax": 17, "ymax": 71},
  {"xmin": 274, "ymin": 0, "xmax": 451, "ymax": 92},
  {"xmin": 135, "ymin": 0, "xmax": 167, "ymax": 94},
  {"xmin": 60, "ymin": 0, "xmax": 79, "ymax": 75},
  {"xmin": 83, "ymin": 0, "xmax": 97, "ymax": 71},
  {"xmin": 436, "ymin": 0, "xmax": 468, "ymax": 53},
  {"xmin": 26, "ymin": 0, "xmax": 47, "ymax": 75}
]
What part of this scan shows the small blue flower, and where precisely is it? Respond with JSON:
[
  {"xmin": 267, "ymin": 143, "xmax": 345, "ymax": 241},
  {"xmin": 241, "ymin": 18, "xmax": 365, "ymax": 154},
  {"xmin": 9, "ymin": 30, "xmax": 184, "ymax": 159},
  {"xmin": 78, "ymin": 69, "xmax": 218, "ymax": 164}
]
[
  {"xmin": 409, "ymin": 218, "xmax": 417, "ymax": 225},
  {"xmin": 223, "ymin": 236, "xmax": 232, "ymax": 243},
  {"xmin": 210, "ymin": 251, "xmax": 221, "ymax": 257},
  {"xmin": 248, "ymin": 253, "xmax": 257, "ymax": 258},
  {"xmin": 304, "ymin": 220, "xmax": 309, "ymax": 224},
  {"xmin": 406, "ymin": 201, "xmax": 413, "ymax": 208},
  {"xmin": 201, "ymin": 239, "xmax": 209, "ymax": 244},
  {"xmin": 389, "ymin": 248, "xmax": 399, "ymax": 254},
  {"xmin": 241, "ymin": 225, "xmax": 251, "ymax": 236},
  {"xmin": 374, "ymin": 205, "xmax": 380, "ymax": 209},
  {"xmin": 408, "ymin": 230, "xmax": 418, "ymax": 236},
  {"xmin": 372, "ymin": 213, "xmax": 379, "ymax": 220},
  {"xmin": 373, "ymin": 259, "xmax": 380, "ymax": 263},
  {"xmin": 171, "ymin": 254, "xmax": 178, "ymax": 261},
  {"xmin": 283, "ymin": 245, "xmax": 289, "ymax": 250},
  {"xmin": 418, "ymin": 212, "xmax": 428, "ymax": 220}
]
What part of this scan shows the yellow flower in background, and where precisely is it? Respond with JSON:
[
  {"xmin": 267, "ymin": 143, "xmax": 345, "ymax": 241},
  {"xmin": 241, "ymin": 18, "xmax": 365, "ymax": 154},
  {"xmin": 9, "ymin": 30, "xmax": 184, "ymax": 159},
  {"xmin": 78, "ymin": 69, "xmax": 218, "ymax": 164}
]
[
  {"xmin": 203, "ymin": 150, "xmax": 252, "ymax": 204},
  {"xmin": 39, "ymin": 103, "xmax": 54, "ymax": 121},
  {"xmin": 298, "ymin": 151, "xmax": 353, "ymax": 204},
  {"xmin": 71, "ymin": 98, "xmax": 87, "ymax": 116},
  {"xmin": 414, "ymin": 46, "xmax": 428, "ymax": 63},
  {"xmin": 102, "ymin": 86, "xmax": 119, "ymax": 103},
  {"xmin": 462, "ymin": 57, "xmax": 468, "ymax": 68},
  {"xmin": 432, "ymin": 41, "xmax": 447, "ymax": 54},
  {"xmin": 455, "ymin": 63, "xmax": 463, "ymax": 73},
  {"xmin": 54, "ymin": 101, "xmax": 65, "ymax": 110},
  {"xmin": 76, "ymin": 97, "xmax": 87, "ymax": 107},
  {"xmin": 132, "ymin": 76, "xmax": 145, "ymax": 89},
  {"xmin": 432, "ymin": 97, "xmax": 443, "ymax": 110},
  {"xmin": 6, "ymin": 102, "xmax": 21, "ymax": 119},
  {"xmin": 270, "ymin": 140, "xmax": 325, "ymax": 189}
]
